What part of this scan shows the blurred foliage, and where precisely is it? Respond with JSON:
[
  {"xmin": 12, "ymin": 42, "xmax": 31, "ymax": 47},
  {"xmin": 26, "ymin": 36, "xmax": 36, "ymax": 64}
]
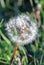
[{"xmin": 0, "ymin": 0, "xmax": 44, "ymax": 65}]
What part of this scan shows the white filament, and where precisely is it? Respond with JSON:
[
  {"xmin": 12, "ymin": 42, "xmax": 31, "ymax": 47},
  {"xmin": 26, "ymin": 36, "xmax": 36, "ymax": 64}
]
[{"xmin": 5, "ymin": 14, "xmax": 38, "ymax": 45}]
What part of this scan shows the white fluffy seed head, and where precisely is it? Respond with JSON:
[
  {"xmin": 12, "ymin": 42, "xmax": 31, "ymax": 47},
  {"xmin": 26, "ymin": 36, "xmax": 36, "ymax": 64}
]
[{"xmin": 5, "ymin": 14, "xmax": 38, "ymax": 45}]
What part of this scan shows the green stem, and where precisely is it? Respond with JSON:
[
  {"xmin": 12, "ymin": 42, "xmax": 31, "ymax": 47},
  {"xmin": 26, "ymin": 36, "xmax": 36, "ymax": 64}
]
[
  {"xmin": 0, "ymin": 60, "xmax": 9, "ymax": 64},
  {"xmin": 0, "ymin": 30, "xmax": 11, "ymax": 44}
]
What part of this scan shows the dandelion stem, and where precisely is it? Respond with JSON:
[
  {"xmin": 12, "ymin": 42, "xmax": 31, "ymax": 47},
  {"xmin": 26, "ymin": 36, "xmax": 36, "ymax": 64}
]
[{"xmin": 9, "ymin": 43, "xmax": 18, "ymax": 65}]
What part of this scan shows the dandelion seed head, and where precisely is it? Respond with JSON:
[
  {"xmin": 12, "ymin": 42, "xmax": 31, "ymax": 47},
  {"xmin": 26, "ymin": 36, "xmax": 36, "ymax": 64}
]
[{"xmin": 5, "ymin": 14, "xmax": 38, "ymax": 45}]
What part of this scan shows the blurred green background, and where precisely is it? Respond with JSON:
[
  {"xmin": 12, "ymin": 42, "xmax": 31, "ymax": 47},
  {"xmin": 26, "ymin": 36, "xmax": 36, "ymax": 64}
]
[{"xmin": 0, "ymin": 0, "xmax": 44, "ymax": 65}]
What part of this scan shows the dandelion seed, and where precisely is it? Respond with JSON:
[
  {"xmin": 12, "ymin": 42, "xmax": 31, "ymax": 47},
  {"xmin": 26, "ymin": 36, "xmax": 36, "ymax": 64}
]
[{"xmin": 5, "ymin": 14, "xmax": 38, "ymax": 45}]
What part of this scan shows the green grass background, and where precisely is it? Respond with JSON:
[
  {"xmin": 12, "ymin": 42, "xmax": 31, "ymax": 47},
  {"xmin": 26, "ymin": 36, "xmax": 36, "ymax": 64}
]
[{"xmin": 0, "ymin": 0, "xmax": 44, "ymax": 65}]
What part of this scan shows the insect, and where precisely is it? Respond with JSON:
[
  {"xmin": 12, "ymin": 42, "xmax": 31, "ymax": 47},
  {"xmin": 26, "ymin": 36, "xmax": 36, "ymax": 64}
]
[{"xmin": 5, "ymin": 14, "xmax": 38, "ymax": 65}]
